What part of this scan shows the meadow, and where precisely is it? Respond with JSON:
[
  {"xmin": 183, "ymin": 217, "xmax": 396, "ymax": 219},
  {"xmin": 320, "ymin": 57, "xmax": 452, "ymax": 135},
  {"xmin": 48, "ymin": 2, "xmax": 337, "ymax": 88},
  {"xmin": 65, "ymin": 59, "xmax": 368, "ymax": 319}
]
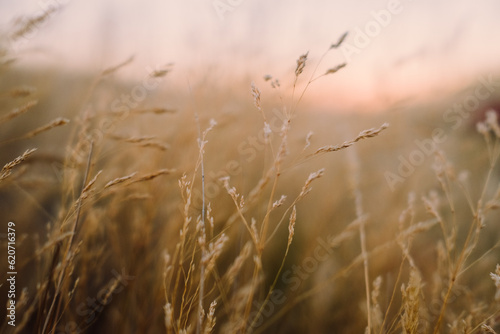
[{"xmin": 0, "ymin": 20, "xmax": 500, "ymax": 334}]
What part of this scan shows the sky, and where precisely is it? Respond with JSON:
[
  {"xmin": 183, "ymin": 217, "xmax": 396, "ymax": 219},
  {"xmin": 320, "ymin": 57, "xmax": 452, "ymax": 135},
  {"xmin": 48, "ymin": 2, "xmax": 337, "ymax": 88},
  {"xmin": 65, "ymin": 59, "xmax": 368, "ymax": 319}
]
[{"xmin": 1, "ymin": 0, "xmax": 500, "ymax": 111}]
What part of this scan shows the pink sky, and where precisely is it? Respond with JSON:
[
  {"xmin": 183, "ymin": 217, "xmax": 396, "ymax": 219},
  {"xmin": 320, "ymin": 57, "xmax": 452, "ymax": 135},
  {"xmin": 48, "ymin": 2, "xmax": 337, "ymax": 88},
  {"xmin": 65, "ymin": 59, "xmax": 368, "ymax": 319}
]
[{"xmin": 1, "ymin": 0, "xmax": 500, "ymax": 111}]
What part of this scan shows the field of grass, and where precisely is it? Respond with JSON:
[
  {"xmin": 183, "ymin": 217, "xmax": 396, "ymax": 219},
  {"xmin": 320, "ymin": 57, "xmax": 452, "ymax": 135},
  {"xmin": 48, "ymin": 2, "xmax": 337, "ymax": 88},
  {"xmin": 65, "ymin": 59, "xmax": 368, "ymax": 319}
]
[{"xmin": 1, "ymin": 19, "xmax": 500, "ymax": 334}]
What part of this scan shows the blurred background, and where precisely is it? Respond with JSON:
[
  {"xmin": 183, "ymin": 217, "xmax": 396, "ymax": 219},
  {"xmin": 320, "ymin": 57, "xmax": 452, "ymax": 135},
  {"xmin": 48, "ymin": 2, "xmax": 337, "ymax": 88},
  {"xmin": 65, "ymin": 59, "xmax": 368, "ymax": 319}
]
[{"xmin": 2, "ymin": 0, "xmax": 500, "ymax": 112}]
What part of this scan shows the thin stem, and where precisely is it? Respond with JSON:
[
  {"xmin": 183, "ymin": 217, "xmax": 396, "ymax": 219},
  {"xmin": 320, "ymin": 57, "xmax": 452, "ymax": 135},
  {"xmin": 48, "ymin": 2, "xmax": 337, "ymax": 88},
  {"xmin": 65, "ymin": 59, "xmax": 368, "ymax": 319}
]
[
  {"xmin": 41, "ymin": 140, "xmax": 93, "ymax": 334},
  {"xmin": 196, "ymin": 113, "xmax": 206, "ymax": 334}
]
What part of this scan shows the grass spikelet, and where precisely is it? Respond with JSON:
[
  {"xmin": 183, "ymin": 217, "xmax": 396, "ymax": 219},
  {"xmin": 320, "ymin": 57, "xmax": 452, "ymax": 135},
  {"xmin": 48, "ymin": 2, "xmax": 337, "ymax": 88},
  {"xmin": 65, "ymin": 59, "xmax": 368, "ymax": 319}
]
[
  {"xmin": 128, "ymin": 169, "xmax": 175, "ymax": 185},
  {"xmin": 4, "ymin": 85, "xmax": 37, "ymax": 98},
  {"xmin": 311, "ymin": 123, "xmax": 389, "ymax": 156},
  {"xmin": 295, "ymin": 52, "xmax": 309, "ymax": 77},
  {"xmin": 251, "ymin": 81, "xmax": 269, "ymax": 125},
  {"xmin": 10, "ymin": 7, "xmax": 59, "ymax": 40},
  {"xmin": 104, "ymin": 172, "xmax": 137, "ymax": 189},
  {"xmin": 108, "ymin": 134, "xmax": 170, "ymax": 151},
  {"xmin": 0, "ymin": 100, "xmax": 38, "ymax": 125},
  {"xmin": 149, "ymin": 63, "xmax": 174, "ymax": 78},
  {"xmin": 401, "ymin": 268, "xmax": 422, "ymax": 334},
  {"xmin": 101, "ymin": 55, "xmax": 135, "ymax": 75},
  {"xmin": 164, "ymin": 302, "xmax": 174, "ymax": 333},
  {"xmin": 221, "ymin": 177, "xmax": 255, "ymax": 244},
  {"xmin": 287, "ymin": 205, "xmax": 296, "ymax": 247},
  {"xmin": 398, "ymin": 219, "xmax": 439, "ymax": 240},
  {"xmin": 134, "ymin": 141, "xmax": 170, "ymax": 151},
  {"xmin": 203, "ymin": 300, "xmax": 217, "ymax": 334},
  {"xmin": 303, "ymin": 131, "xmax": 313, "ymax": 151},
  {"xmin": 370, "ymin": 276, "xmax": 383, "ymax": 333},
  {"xmin": 81, "ymin": 170, "xmax": 103, "ymax": 198},
  {"xmin": 330, "ymin": 31, "xmax": 348, "ymax": 49},
  {"xmin": 482, "ymin": 324, "xmax": 498, "ymax": 334},
  {"xmin": 477, "ymin": 121, "xmax": 490, "ymax": 137},
  {"xmin": 324, "ymin": 63, "xmax": 346, "ymax": 75},
  {"xmin": 0, "ymin": 148, "xmax": 37, "ymax": 182},
  {"xmin": 100, "ymin": 278, "xmax": 120, "ymax": 305},
  {"xmin": 250, "ymin": 218, "xmax": 260, "ymax": 246},
  {"xmin": 485, "ymin": 110, "xmax": 500, "ymax": 138},
  {"xmin": 490, "ymin": 264, "xmax": 500, "ymax": 301},
  {"xmin": 4, "ymin": 117, "xmax": 70, "ymax": 143},
  {"xmin": 298, "ymin": 168, "xmax": 324, "ymax": 198},
  {"xmin": 251, "ymin": 82, "xmax": 262, "ymax": 112},
  {"xmin": 476, "ymin": 116, "xmax": 500, "ymax": 163},
  {"xmin": 272, "ymin": 195, "xmax": 287, "ymax": 209}
]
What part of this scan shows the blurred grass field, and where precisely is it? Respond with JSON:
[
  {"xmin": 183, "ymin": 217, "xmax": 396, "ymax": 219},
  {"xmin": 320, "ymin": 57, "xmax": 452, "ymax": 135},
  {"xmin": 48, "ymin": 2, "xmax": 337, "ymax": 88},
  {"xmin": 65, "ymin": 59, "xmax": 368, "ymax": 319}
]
[{"xmin": 1, "ymin": 14, "xmax": 500, "ymax": 334}]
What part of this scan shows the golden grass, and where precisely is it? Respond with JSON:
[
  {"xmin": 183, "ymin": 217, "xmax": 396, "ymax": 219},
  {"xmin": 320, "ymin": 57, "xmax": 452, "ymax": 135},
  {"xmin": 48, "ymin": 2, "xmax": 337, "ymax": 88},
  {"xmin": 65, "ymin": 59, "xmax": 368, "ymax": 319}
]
[{"xmin": 1, "ymin": 28, "xmax": 500, "ymax": 334}]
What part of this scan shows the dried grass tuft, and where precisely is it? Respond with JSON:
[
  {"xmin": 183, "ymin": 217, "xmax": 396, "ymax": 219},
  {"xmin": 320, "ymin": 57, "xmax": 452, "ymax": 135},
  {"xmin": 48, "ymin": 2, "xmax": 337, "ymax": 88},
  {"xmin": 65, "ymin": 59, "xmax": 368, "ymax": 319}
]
[{"xmin": 401, "ymin": 268, "xmax": 422, "ymax": 334}]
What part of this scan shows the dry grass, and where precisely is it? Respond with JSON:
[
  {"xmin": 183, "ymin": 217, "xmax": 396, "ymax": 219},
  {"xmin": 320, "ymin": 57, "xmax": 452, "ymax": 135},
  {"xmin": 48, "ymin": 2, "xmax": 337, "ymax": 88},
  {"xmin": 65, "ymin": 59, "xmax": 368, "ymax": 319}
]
[{"xmin": 0, "ymin": 22, "xmax": 500, "ymax": 334}]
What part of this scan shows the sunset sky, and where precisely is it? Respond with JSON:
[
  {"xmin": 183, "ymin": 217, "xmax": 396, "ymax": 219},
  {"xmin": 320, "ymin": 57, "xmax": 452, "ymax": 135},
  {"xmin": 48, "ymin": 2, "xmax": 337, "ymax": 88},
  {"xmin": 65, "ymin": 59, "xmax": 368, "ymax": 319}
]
[{"xmin": 2, "ymin": 0, "xmax": 500, "ymax": 111}]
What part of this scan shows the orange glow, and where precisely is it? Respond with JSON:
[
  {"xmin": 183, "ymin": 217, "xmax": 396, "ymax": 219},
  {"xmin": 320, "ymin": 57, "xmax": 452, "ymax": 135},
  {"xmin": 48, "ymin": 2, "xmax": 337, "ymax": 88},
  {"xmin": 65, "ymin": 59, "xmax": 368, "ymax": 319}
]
[{"xmin": 1, "ymin": 0, "xmax": 500, "ymax": 111}]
